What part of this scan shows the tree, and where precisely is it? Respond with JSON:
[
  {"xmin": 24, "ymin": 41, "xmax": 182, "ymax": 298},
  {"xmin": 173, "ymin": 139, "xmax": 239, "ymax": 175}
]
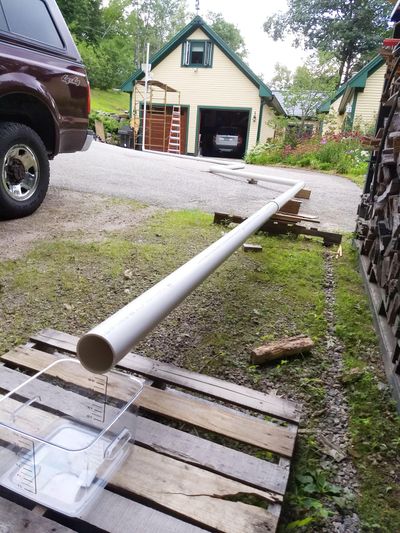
[
  {"xmin": 75, "ymin": 0, "xmax": 189, "ymax": 90},
  {"xmin": 270, "ymin": 64, "xmax": 292, "ymax": 91},
  {"xmin": 270, "ymin": 54, "xmax": 338, "ymax": 134},
  {"xmin": 131, "ymin": 0, "xmax": 188, "ymax": 67},
  {"xmin": 78, "ymin": 37, "xmax": 134, "ymax": 90},
  {"xmin": 264, "ymin": 0, "xmax": 391, "ymax": 84},
  {"xmin": 206, "ymin": 12, "xmax": 247, "ymax": 60},
  {"xmin": 56, "ymin": 0, "xmax": 103, "ymax": 43}
]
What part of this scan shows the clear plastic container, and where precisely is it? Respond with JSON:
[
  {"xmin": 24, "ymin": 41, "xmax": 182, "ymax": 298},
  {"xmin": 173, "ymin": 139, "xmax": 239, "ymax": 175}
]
[{"xmin": 0, "ymin": 358, "xmax": 143, "ymax": 516}]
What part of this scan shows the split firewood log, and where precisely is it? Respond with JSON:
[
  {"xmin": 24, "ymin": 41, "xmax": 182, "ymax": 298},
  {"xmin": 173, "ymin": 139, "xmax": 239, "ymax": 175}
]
[{"xmin": 251, "ymin": 335, "xmax": 314, "ymax": 365}]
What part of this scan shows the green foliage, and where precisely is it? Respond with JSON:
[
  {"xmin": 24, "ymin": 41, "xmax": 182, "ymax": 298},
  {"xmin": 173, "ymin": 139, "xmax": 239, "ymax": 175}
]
[
  {"xmin": 60, "ymin": 0, "xmax": 190, "ymax": 90},
  {"xmin": 78, "ymin": 36, "xmax": 134, "ymax": 90},
  {"xmin": 264, "ymin": 0, "xmax": 391, "ymax": 84},
  {"xmin": 286, "ymin": 516, "xmax": 314, "ymax": 530},
  {"xmin": 246, "ymin": 133, "xmax": 369, "ymax": 186},
  {"xmin": 89, "ymin": 111, "xmax": 129, "ymax": 143},
  {"xmin": 57, "ymin": 0, "xmax": 103, "ymax": 43},
  {"xmin": 286, "ymin": 468, "xmax": 349, "ymax": 528},
  {"xmin": 205, "ymin": 12, "xmax": 247, "ymax": 59}
]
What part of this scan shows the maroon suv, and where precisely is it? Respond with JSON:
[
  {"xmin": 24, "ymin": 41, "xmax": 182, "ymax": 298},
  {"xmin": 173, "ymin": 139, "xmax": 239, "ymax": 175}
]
[{"xmin": 0, "ymin": 0, "xmax": 91, "ymax": 219}]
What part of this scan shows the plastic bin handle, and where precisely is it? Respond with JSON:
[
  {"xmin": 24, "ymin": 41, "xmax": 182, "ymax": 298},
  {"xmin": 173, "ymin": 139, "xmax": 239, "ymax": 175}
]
[
  {"xmin": 12, "ymin": 396, "xmax": 41, "ymax": 422},
  {"xmin": 104, "ymin": 428, "xmax": 131, "ymax": 460}
]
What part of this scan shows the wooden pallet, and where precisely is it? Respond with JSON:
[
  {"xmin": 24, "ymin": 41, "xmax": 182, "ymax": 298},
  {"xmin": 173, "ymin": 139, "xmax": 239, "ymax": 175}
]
[
  {"xmin": 214, "ymin": 212, "xmax": 343, "ymax": 246},
  {"xmin": 0, "ymin": 329, "xmax": 301, "ymax": 533}
]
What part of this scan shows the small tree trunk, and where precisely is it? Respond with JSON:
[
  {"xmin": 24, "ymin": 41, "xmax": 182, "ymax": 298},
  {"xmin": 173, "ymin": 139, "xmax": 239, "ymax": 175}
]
[
  {"xmin": 337, "ymin": 60, "xmax": 345, "ymax": 87},
  {"xmin": 343, "ymin": 60, "xmax": 352, "ymax": 84}
]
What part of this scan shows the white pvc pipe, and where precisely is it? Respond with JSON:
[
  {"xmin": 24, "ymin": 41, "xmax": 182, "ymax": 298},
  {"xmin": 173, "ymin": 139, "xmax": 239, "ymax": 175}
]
[
  {"xmin": 78, "ymin": 104, "xmax": 308, "ymax": 373},
  {"xmin": 77, "ymin": 177, "xmax": 304, "ymax": 373}
]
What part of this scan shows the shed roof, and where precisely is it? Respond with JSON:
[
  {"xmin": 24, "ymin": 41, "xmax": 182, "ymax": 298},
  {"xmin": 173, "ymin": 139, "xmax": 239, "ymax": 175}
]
[
  {"xmin": 273, "ymin": 90, "xmax": 327, "ymax": 118},
  {"xmin": 120, "ymin": 16, "xmax": 284, "ymax": 115}
]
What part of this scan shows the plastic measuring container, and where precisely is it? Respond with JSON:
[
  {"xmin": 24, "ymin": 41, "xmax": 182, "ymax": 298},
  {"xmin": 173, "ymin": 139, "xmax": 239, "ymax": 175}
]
[{"xmin": 0, "ymin": 357, "xmax": 143, "ymax": 516}]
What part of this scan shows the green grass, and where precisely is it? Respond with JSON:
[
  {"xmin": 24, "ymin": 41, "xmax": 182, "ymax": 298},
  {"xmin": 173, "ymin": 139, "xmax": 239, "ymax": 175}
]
[
  {"xmin": 91, "ymin": 88, "xmax": 130, "ymax": 114},
  {"xmin": 333, "ymin": 237, "xmax": 400, "ymax": 532},
  {"xmin": 341, "ymin": 172, "xmax": 366, "ymax": 188}
]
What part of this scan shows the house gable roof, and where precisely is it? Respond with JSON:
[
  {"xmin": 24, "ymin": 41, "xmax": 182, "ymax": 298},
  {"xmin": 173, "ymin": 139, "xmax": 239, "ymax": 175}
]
[
  {"xmin": 318, "ymin": 55, "xmax": 385, "ymax": 113},
  {"xmin": 120, "ymin": 16, "xmax": 284, "ymax": 115}
]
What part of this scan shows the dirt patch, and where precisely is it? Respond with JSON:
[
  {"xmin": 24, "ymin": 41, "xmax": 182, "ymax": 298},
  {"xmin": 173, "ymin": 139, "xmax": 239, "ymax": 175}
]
[{"xmin": 0, "ymin": 187, "xmax": 157, "ymax": 260}]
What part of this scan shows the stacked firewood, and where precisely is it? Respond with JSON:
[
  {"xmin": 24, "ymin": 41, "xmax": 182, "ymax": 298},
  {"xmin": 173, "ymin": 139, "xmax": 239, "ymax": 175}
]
[{"xmin": 356, "ymin": 46, "xmax": 400, "ymax": 365}]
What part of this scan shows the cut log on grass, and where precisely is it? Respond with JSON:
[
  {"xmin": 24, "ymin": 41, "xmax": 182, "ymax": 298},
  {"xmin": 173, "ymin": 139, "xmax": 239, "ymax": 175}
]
[{"xmin": 251, "ymin": 335, "xmax": 314, "ymax": 365}]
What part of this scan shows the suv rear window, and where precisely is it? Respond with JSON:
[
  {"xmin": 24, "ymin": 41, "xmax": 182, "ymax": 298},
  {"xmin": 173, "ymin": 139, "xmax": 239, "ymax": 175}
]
[
  {"xmin": 217, "ymin": 127, "xmax": 239, "ymax": 136},
  {"xmin": 1, "ymin": 0, "xmax": 63, "ymax": 48}
]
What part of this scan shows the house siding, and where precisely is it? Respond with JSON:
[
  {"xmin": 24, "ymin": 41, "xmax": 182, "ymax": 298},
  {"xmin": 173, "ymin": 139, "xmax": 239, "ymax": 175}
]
[
  {"xmin": 324, "ymin": 95, "xmax": 348, "ymax": 133},
  {"xmin": 324, "ymin": 63, "xmax": 385, "ymax": 133},
  {"xmin": 148, "ymin": 28, "xmax": 263, "ymax": 153},
  {"xmin": 258, "ymin": 103, "xmax": 276, "ymax": 143},
  {"xmin": 354, "ymin": 64, "xmax": 386, "ymax": 129}
]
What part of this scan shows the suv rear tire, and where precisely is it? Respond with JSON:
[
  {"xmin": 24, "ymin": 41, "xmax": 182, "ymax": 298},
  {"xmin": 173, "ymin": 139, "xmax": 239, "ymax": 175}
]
[{"xmin": 0, "ymin": 122, "xmax": 49, "ymax": 220}]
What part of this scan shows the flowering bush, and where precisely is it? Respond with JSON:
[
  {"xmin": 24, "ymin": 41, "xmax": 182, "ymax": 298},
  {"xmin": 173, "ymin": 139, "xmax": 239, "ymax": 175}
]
[{"xmin": 245, "ymin": 132, "xmax": 369, "ymax": 185}]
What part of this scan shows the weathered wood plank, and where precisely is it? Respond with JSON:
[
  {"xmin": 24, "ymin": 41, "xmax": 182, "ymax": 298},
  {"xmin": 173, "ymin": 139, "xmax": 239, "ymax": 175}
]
[
  {"xmin": 0, "ymin": 364, "xmax": 289, "ymax": 495},
  {"xmin": 260, "ymin": 220, "xmax": 342, "ymax": 246},
  {"xmin": 295, "ymin": 188, "xmax": 312, "ymax": 199},
  {"xmin": 0, "ymin": 397, "xmax": 280, "ymax": 533},
  {"xmin": 113, "ymin": 446, "xmax": 279, "ymax": 533},
  {"xmin": 30, "ymin": 329, "xmax": 301, "ymax": 423},
  {"xmin": 2, "ymin": 347, "xmax": 296, "ymax": 457},
  {"xmin": 281, "ymin": 199, "xmax": 302, "ymax": 215},
  {"xmin": 80, "ymin": 490, "xmax": 207, "ymax": 533},
  {"xmin": 0, "ymin": 496, "xmax": 73, "ymax": 532}
]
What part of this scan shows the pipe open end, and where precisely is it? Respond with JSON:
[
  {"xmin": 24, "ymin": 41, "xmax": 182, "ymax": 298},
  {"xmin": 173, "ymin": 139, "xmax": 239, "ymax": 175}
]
[{"xmin": 77, "ymin": 334, "xmax": 115, "ymax": 374}]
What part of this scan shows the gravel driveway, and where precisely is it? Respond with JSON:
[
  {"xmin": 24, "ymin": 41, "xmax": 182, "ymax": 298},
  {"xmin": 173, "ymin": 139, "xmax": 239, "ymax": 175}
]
[{"xmin": 51, "ymin": 142, "xmax": 361, "ymax": 232}]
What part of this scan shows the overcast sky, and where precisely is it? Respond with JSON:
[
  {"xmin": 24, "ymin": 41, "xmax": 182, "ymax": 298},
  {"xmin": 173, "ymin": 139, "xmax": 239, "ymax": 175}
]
[{"xmin": 197, "ymin": 0, "xmax": 308, "ymax": 83}]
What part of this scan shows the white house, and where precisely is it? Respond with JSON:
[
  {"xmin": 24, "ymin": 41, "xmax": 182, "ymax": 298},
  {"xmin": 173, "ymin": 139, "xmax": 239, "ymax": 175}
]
[{"xmin": 121, "ymin": 16, "xmax": 284, "ymax": 156}]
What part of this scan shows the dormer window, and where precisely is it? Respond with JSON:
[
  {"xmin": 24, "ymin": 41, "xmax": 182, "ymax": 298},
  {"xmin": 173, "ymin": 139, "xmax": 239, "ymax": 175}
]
[{"xmin": 182, "ymin": 40, "xmax": 213, "ymax": 68}]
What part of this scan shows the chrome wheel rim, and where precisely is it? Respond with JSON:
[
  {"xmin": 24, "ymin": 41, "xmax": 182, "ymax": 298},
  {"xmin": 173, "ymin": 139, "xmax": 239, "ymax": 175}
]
[{"xmin": 2, "ymin": 144, "xmax": 39, "ymax": 202}]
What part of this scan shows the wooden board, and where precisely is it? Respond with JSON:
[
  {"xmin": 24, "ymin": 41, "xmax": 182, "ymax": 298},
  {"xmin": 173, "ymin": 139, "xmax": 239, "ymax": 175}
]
[
  {"xmin": 30, "ymin": 329, "xmax": 301, "ymax": 423},
  {"xmin": 0, "ymin": 364, "xmax": 289, "ymax": 495},
  {"xmin": 95, "ymin": 120, "xmax": 106, "ymax": 142},
  {"xmin": 281, "ymin": 199, "xmax": 302, "ymax": 215},
  {"xmin": 258, "ymin": 220, "xmax": 342, "ymax": 246},
  {"xmin": 295, "ymin": 188, "xmax": 312, "ymax": 199},
  {"xmin": 2, "ymin": 346, "xmax": 296, "ymax": 457},
  {"xmin": 78, "ymin": 490, "xmax": 207, "ymax": 533},
  {"xmin": 0, "ymin": 334, "xmax": 300, "ymax": 532},
  {"xmin": 0, "ymin": 496, "xmax": 74, "ymax": 532}
]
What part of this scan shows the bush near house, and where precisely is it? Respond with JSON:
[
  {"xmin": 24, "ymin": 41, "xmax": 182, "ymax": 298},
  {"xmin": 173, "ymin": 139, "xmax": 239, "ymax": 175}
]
[{"xmin": 246, "ymin": 132, "xmax": 370, "ymax": 187}]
